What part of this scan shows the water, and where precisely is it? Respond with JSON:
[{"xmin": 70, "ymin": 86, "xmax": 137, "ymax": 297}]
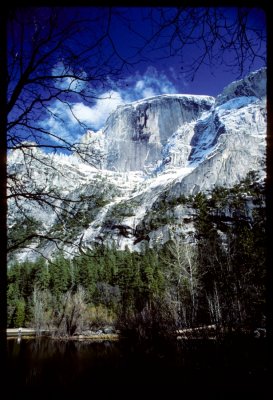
[{"xmin": 5, "ymin": 337, "xmax": 270, "ymax": 399}]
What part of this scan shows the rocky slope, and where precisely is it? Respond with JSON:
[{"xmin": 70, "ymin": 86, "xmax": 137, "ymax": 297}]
[{"xmin": 7, "ymin": 68, "xmax": 266, "ymax": 263}]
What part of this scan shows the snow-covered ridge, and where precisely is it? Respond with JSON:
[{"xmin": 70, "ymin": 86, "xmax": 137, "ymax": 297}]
[
  {"xmin": 215, "ymin": 67, "xmax": 266, "ymax": 106},
  {"xmin": 121, "ymin": 93, "xmax": 215, "ymax": 109}
]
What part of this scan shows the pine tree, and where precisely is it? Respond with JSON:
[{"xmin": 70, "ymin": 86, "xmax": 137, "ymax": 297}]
[
  {"xmin": 49, "ymin": 256, "xmax": 70, "ymax": 298},
  {"xmin": 14, "ymin": 298, "xmax": 26, "ymax": 327},
  {"xmin": 35, "ymin": 258, "xmax": 50, "ymax": 291}
]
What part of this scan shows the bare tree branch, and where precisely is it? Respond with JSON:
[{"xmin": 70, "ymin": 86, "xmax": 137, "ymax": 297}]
[
  {"xmin": 6, "ymin": 6, "xmax": 266, "ymax": 260},
  {"xmin": 138, "ymin": 7, "xmax": 266, "ymax": 81}
]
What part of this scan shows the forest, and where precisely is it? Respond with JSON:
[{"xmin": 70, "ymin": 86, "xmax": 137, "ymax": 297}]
[{"xmin": 7, "ymin": 172, "xmax": 266, "ymax": 341}]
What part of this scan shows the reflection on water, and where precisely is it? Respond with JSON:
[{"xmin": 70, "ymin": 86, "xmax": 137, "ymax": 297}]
[{"xmin": 6, "ymin": 337, "xmax": 270, "ymax": 398}]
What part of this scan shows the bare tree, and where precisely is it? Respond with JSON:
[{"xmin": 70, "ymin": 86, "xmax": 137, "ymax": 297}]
[
  {"xmin": 53, "ymin": 286, "xmax": 87, "ymax": 336},
  {"xmin": 7, "ymin": 7, "xmax": 130, "ymax": 154},
  {"xmin": 6, "ymin": 6, "xmax": 266, "ymax": 168},
  {"xmin": 207, "ymin": 282, "xmax": 222, "ymax": 326},
  {"xmin": 5, "ymin": 7, "xmax": 267, "ymax": 256},
  {"xmin": 0, "ymin": 4, "xmax": 269, "ymax": 347},
  {"xmin": 161, "ymin": 237, "xmax": 200, "ymax": 326},
  {"xmin": 32, "ymin": 285, "xmax": 88, "ymax": 336},
  {"xmin": 6, "ymin": 7, "xmax": 136, "ymax": 256},
  {"xmin": 32, "ymin": 286, "xmax": 52, "ymax": 335}
]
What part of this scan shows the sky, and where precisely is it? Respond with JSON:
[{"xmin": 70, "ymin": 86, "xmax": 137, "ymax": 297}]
[{"xmin": 7, "ymin": 6, "xmax": 267, "ymax": 148}]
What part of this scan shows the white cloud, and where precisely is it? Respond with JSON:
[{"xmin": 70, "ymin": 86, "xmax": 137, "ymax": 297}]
[
  {"xmin": 71, "ymin": 91, "xmax": 124, "ymax": 130},
  {"xmin": 141, "ymin": 87, "xmax": 156, "ymax": 98},
  {"xmin": 40, "ymin": 66, "xmax": 178, "ymax": 143},
  {"xmin": 40, "ymin": 91, "xmax": 124, "ymax": 143},
  {"xmin": 110, "ymin": 66, "xmax": 178, "ymax": 106},
  {"xmin": 40, "ymin": 101, "xmax": 82, "ymax": 144},
  {"xmin": 52, "ymin": 61, "xmax": 87, "ymax": 92},
  {"xmin": 135, "ymin": 80, "xmax": 145, "ymax": 91}
]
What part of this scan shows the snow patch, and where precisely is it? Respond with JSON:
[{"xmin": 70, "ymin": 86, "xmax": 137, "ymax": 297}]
[{"xmin": 216, "ymin": 96, "xmax": 258, "ymax": 112}]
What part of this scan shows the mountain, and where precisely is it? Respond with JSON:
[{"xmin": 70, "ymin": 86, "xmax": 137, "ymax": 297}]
[{"xmin": 7, "ymin": 68, "xmax": 266, "ymax": 263}]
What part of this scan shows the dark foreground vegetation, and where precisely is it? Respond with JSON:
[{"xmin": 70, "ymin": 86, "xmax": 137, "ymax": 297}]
[{"xmin": 7, "ymin": 172, "xmax": 266, "ymax": 341}]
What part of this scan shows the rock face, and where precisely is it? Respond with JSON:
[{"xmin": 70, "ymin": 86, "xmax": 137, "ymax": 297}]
[
  {"xmin": 7, "ymin": 68, "xmax": 267, "ymax": 262},
  {"xmin": 169, "ymin": 94, "xmax": 266, "ymax": 197},
  {"xmin": 82, "ymin": 95, "xmax": 214, "ymax": 172}
]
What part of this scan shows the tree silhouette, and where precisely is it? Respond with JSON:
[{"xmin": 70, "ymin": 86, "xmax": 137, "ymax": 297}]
[
  {"xmin": 1, "ymin": 5, "xmax": 268, "ymax": 340},
  {"xmin": 6, "ymin": 7, "xmax": 136, "ymax": 255},
  {"xmin": 5, "ymin": 6, "xmax": 267, "ymax": 253},
  {"xmin": 7, "ymin": 7, "xmax": 132, "ymax": 152}
]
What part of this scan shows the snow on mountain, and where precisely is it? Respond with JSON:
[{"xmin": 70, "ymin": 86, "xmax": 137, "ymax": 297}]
[
  {"xmin": 215, "ymin": 67, "xmax": 266, "ymax": 106},
  {"xmin": 8, "ymin": 68, "xmax": 266, "ymax": 262},
  {"xmin": 78, "ymin": 94, "xmax": 214, "ymax": 172}
]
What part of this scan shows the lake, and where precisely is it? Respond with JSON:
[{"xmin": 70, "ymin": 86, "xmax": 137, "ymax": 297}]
[{"xmin": 5, "ymin": 336, "xmax": 270, "ymax": 399}]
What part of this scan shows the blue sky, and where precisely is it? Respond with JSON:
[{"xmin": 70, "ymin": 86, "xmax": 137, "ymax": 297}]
[{"xmin": 8, "ymin": 7, "xmax": 267, "ymax": 148}]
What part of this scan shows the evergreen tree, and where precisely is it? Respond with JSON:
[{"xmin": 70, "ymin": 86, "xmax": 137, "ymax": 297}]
[
  {"xmin": 35, "ymin": 258, "xmax": 50, "ymax": 291},
  {"xmin": 48, "ymin": 256, "xmax": 70, "ymax": 298},
  {"xmin": 14, "ymin": 298, "xmax": 26, "ymax": 327}
]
